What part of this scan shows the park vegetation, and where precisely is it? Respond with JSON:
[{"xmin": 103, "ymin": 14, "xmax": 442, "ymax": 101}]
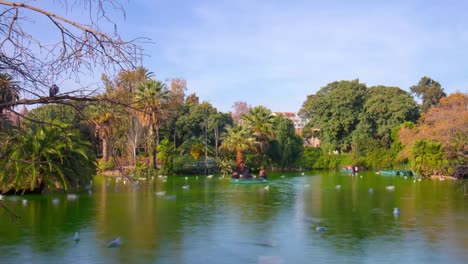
[
  {"xmin": 299, "ymin": 79, "xmax": 466, "ymax": 179},
  {"xmin": 0, "ymin": 1, "xmax": 466, "ymax": 194}
]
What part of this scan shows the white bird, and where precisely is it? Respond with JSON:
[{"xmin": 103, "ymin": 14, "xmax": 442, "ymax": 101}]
[
  {"xmin": 185, "ymin": 177, "xmax": 188, "ymax": 181},
  {"xmin": 301, "ymin": 172, "xmax": 305, "ymax": 175},
  {"xmin": 164, "ymin": 195, "xmax": 176, "ymax": 200},
  {"xmin": 335, "ymin": 185, "xmax": 342, "ymax": 190},
  {"xmin": 316, "ymin": 226, "xmax": 327, "ymax": 232},
  {"xmin": 73, "ymin": 232, "xmax": 80, "ymax": 242},
  {"xmin": 22, "ymin": 199, "xmax": 27, "ymax": 206},
  {"xmin": 67, "ymin": 193, "xmax": 78, "ymax": 201},
  {"xmin": 393, "ymin": 208, "xmax": 400, "ymax": 215},
  {"xmin": 368, "ymin": 188, "xmax": 374, "ymax": 193},
  {"xmin": 207, "ymin": 175, "xmax": 214, "ymax": 179},
  {"xmin": 0, "ymin": 194, "xmax": 4, "ymax": 200},
  {"xmin": 155, "ymin": 191, "xmax": 166, "ymax": 197},
  {"xmin": 107, "ymin": 237, "xmax": 122, "ymax": 247},
  {"xmin": 264, "ymin": 185, "xmax": 270, "ymax": 191},
  {"xmin": 386, "ymin": 185, "xmax": 395, "ymax": 191},
  {"xmin": 280, "ymin": 175, "xmax": 286, "ymax": 178},
  {"xmin": 52, "ymin": 198, "xmax": 60, "ymax": 205},
  {"xmin": 182, "ymin": 185, "xmax": 189, "ymax": 190}
]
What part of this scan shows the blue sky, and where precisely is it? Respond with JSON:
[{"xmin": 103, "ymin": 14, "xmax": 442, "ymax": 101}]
[{"xmin": 48, "ymin": 0, "xmax": 468, "ymax": 112}]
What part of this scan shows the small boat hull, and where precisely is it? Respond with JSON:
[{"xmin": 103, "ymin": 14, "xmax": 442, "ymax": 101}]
[
  {"xmin": 379, "ymin": 170, "xmax": 414, "ymax": 176},
  {"xmin": 339, "ymin": 168, "xmax": 355, "ymax": 173},
  {"xmin": 230, "ymin": 179, "xmax": 269, "ymax": 184}
]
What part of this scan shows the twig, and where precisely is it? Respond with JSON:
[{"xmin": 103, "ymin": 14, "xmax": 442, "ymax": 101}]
[{"xmin": 0, "ymin": 200, "xmax": 20, "ymax": 223}]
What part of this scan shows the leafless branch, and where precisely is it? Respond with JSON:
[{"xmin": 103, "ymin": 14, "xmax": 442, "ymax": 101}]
[
  {"xmin": 0, "ymin": 200, "xmax": 20, "ymax": 222},
  {"xmin": 0, "ymin": 0, "xmax": 148, "ymax": 96}
]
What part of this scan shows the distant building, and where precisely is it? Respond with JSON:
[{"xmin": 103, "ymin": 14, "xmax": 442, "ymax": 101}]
[
  {"xmin": 272, "ymin": 112, "xmax": 320, "ymax": 147},
  {"xmin": 272, "ymin": 112, "xmax": 304, "ymax": 133},
  {"xmin": 304, "ymin": 128, "xmax": 321, "ymax": 147}
]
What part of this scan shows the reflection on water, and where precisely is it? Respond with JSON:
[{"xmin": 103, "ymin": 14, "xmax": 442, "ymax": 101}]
[{"xmin": 0, "ymin": 171, "xmax": 467, "ymax": 263}]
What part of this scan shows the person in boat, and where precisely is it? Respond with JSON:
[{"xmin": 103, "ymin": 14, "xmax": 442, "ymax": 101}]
[
  {"xmin": 259, "ymin": 169, "xmax": 267, "ymax": 179},
  {"xmin": 232, "ymin": 161, "xmax": 252, "ymax": 179}
]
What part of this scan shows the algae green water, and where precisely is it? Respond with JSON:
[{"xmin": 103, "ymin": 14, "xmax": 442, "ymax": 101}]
[{"xmin": 1, "ymin": 171, "xmax": 467, "ymax": 263}]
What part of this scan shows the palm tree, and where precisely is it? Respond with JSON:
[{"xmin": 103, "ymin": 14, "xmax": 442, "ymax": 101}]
[
  {"xmin": 135, "ymin": 79, "xmax": 170, "ymax": 169},
  {"xmin": 86, "ymin": 99, "xmax": 123, "ymax": 162},
  {"xmin": 220, "ymin": 124, "xmax": 256, "ymax": 167},
  {"xmin": 0, "ymin": 124, "xmax": 96, "ymax": 193},
  {"xmin": 241, "ymin": 106, "xmax": 275, "ymax": 154},
  {"xmin": 103, "ymin": 67, "xmax": 150, "ymax": 165}
]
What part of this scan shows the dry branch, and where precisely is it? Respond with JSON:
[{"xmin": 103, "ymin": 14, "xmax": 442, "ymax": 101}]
[{"xmin": 0, "ymin": 0, "xmax": 146, "ymax": 96}]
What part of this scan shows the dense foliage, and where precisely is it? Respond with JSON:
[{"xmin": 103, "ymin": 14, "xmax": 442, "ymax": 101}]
[
  {"xmin": 0, "ymin": 123, "xmax": 96, "ymax": 193},
  {"xmin": 299, "ymin": 80, "xmax": 466, "ymax": 178},
  {"xmin": 1, "ymin": 68, "xmax": 466, "ymax": 194}
]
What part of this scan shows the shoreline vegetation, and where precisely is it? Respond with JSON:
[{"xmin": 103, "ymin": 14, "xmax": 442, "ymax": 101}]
[{"xmin": 1, "ymin": 77, "xmax": 466, "ymax": 195}]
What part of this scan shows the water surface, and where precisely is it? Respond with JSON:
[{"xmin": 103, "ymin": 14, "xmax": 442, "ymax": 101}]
[{"xmin": 1, "ymin": 171, "xmax": 467, "ymax": 263}]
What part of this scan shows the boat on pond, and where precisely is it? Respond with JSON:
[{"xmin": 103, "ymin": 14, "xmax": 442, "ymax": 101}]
[
  {"xmin": 339, "ymin": 168, "xmax": 355, "ymax": 173},
  {"xmin": 379, "ymin": 170, "xmax": 414, "ymax": 176},
  {"xmin": 230, "ymin": 178, "xmax": 269, "ymax": 184}
]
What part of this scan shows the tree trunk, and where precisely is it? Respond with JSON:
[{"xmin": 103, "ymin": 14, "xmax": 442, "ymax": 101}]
[
  {"xmin": 102, "ymin": 137, "xmax": 109, "ymax": 162},
  {"xmin": 214, "ymin": 126, "xmax": 219, "ymax": 158},
  {"xmin": 236, "ymin": 150, "xmax": 243, "ymax": 168},
  {"xmin": 148, "ymin": 127, "xmax": 156, "ymax": 169}
]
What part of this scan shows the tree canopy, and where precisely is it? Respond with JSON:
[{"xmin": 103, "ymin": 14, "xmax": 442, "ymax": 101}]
[{"xmin": 410, "ymin": 76, "xmax": 446, "ymax": 113}]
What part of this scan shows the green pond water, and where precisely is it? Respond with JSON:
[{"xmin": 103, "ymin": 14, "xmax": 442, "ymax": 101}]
[{"xmin": 0, "ymin": 171, "xmax": 467, "ymax": 264}]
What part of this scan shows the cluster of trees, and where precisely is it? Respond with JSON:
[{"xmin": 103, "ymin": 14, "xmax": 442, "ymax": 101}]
[
  {"xmin": 299, "ymin": 78, "xmax": 467, "ymax": 178},
  {"xmin": 1, "ymin": 65, "xmax": 305, "ymax": 193}
]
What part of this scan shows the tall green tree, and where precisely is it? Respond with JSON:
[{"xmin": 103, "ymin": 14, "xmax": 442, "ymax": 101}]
[
  {"xmin": 135, "ymin": 79, "xmax": 170, "ymax": 169},
  {"xmin": 410, "ymin": 76, "xmax": 446, "ymax": 113},
  {"xmin": 272, "ymin": 116, "xmax": 304, "ymax": 168},
  {"xmin": 209, "ymin": 112, "xmax": 233, "ymax": 157},
  {"xmin": 353, "ymin": 85, "xmax": 419, "ymax": 148},
  {"xmin": 299, "ymin": 79, "xmax": 367, "ymax": 152}
]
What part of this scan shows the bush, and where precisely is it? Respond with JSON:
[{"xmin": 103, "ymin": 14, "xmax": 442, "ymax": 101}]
[
  {"xmin": 300, "ymin": 147, "xmax": 323, "ymax": 169},
  {"xmin": 410, "ymin": 139, "xmax": 449, "ymax": 177},
  {"xmin": 98, "ymin": 158, "xmax": 115, "ymax": 171}
]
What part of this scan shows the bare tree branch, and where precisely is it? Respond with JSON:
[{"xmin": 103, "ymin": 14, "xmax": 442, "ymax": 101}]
[
  {"xmin": 0, "ymin": 0, "xmax": 148, "ymax": 97},
  {"xmin": 0, "ymin": 200, "xmax": 20, "ymax": 222}
]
